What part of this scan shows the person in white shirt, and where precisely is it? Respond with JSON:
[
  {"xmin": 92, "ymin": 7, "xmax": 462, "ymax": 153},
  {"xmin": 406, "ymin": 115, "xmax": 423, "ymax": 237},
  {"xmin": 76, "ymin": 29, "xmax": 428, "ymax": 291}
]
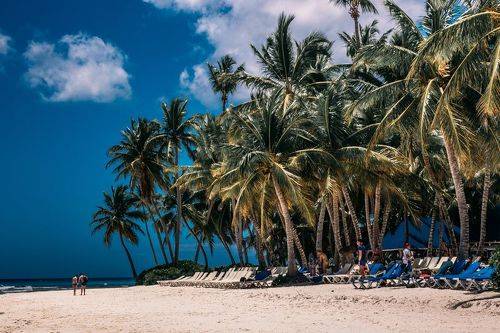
[{"xmin": 402, "ymin": 242, "xmax": 413, "ymax": 272}]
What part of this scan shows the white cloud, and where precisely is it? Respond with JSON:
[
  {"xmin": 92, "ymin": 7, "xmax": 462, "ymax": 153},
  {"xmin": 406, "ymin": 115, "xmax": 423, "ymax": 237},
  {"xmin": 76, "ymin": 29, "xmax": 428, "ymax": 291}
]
[
  {"xmin": 179, "ymin": 65, "xmax": 218, "ymax": 107},
  {"xmin": 153, "ymin": 0, "xmax": 425, "ymax": 108},
  {"xmin": 143, "ymin": 0, "xmax": 223, "ymax": 11},
  {"xmin": 24, "ymin": 33, "xmax": 131, "ymax": 102},
  {"xmin": 0, "ymin": 32, "xmax": 12, "ymax": 55}
]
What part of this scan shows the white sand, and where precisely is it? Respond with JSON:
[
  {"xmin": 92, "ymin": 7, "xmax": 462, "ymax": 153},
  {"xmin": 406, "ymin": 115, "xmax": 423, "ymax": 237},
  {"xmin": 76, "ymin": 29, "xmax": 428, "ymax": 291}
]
[{"xmin": 1, "ymin": 284, "xmax": 499, "ymax": 332}]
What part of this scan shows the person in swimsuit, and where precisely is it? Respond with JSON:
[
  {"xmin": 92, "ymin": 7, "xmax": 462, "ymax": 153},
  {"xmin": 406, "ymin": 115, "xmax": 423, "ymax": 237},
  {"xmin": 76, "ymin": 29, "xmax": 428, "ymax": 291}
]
[
  {"xmin": 72, "ymin": 274, "xmax": 78, "ymax": 296},
  {"xmin": 357, "ymin": 239, "xmax": 367, "ymax": 276},
  {"xmin": 79, "ymin": 274, "xmax": 88, "ymax": 295}
]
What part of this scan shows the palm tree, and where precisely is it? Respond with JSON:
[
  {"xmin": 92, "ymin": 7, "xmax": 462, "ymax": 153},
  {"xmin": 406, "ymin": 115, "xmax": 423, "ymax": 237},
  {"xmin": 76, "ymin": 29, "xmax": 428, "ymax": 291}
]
[
  {"xmin": 207, "ymin": 55, "xmax": 244, "ymax": 113},
  {"xmin": 330, "ymin": 0, "xmax": 378, "ymax": 48},
  {"xmin": 346, "ymin": 0, "xmax": 496, "ymax": 258},
  {"xmin": 107, "ymin": 118, "xmax": 170, "ymax": 264},
  {"xmin": 91, "ymin": 186, "xmax": 145, "ymax": 279},
  {"xmin": 157, "ymin": 98, "xmax": 196, "ymax": 264},
  {"xmin": 240, "ymin": 13, "xmax": 333, "ymax": 108},
  {"xmin": 338, "ymin": 20, "xmax": 388, "ymax": 58},
  {"xmin": 219, "ymin": 94, "xmax": 317, "ymax": 276}
]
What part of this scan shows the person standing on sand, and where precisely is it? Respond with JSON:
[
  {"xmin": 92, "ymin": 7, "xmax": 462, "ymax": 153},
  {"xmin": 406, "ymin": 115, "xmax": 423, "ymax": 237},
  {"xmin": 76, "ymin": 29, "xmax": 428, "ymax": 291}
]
[
  {"xmin": 79, "ymin": 274, "xmax": 88, "ymax": 295},
  {"xmin": 402, "ymin": 242, "xmax": 414, "ymax": 272},
  {"xmin": 356, "ymin": 239, "xmax": 367, "ymax": 276},
  {"xmin": 72, "ymin": 275, "xmax": 78, "ymax": 296}
]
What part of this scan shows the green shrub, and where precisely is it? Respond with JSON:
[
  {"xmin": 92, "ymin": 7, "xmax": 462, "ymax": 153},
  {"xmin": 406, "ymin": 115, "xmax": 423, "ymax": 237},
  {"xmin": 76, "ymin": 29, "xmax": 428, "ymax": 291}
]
[
  {"xmin": 143, "ymin": 267, "xmax": 182, "ymax": 285},
  {"xmin": 136, "ymin": 260, "xmax": 203, "ymax": 285},
  {"xmin": 489, "ymin": 247, "xmax": 500, "ymax": 290}
]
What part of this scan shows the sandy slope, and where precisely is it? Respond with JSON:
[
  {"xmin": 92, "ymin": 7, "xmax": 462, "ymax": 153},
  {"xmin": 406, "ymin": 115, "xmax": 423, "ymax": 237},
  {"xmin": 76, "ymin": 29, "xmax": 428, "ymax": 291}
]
[{"xmin": 1, "ymin": 284, "xmax": 499, "ymax": 332}]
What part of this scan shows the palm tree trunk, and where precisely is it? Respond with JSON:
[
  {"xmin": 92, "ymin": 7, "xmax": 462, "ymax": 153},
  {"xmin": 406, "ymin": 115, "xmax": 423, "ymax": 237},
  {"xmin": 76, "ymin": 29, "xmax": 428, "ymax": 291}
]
[
  {"xmin": 151, "ymin": 200, "xmax": 174, "ymax": 262},
  {"xmin": 174, "ymin": 147, "xmax": 182, "ymax": 265},
  {"xmin": 436, "ymin": 194, "xmax": 458, "ymax": 251},
  {"xmin": 194, "ymin": 243, "xmax": 200, "ymax": 262},
  {"xmin": 442, "ymin": 134, "xmax": 469, "ymax": 259},
  {"xmin": 427, "ymin": 207, "xmax": 437, "ymax": 256},
  {"xmin": 373, "ymin": 182, "xmax": 382, "ymax": 248},
  {"xmin": 350, "ymin": 4, "xmax": 361, "ymax": 47},
  {"xmin": 253, "ymin": 221, "xmax": 267, "ymax": 269},
  {"xmin": 272, "ymin": 175, "xmax": 297, "ymax": 276},
  {"xmin": 327, "ymin": 193, "xmax": 342, "ymax": 256},
  {"xmin": 315, "ymin": 198, "xmax": 326, "ymax": 252},
  {"xmin": 163, "ymin": 234, "xmax": 175, "ymax": 263},
  {"xmin": 364, "ymin": 191, "xmax": 373, "ymax": 248},
  {"xmin": 222, "ymin": 94, "xmax": 227, "ymax": 113},
  {"xmin": 243, "ymin": 239, "xmax": 249, "ymax": 265},
  {"xmin": 291, "ymin": 225, "xmax": 307, "ymax": 266},
  {"xmin": 341, "ymin": 185, "xmax": 361, "ymax": 240},
  {"xmin": 145, "ymin": 205, "xmax": 169, "ymax": 264},
  {"xmin": 231, "ymin": 198, "xmax": 245, "ymax": 265},
  {"xmin": 478, "ymin": 170, "xmax": 492, "ymax": 254},
  {"xmin": 422, "ymin": 149, "xmax": 457, "ymax": 251},
  {"xmin": 183, "ymin": 217, "xmax": 208, "ymax": 270},
  {"xmin": 119, "ymin": 233, "xmax": 138, "ymax": 280},
  {"xmin": 438, "ymin": 215, "xmax": 444, "ymax": 246},
  {"xmin": 339, "ymin": 194, "xmax": 350, "ymax": 247},
  {"xmin": 218, "ymin": 234, "xmax": 236, "ymax": 265},
  {"xmin": 144, "ymin": 221, "xmax": 159, "ymax": 266},
  {"xmin": 379, "ymin": 197, "xmax": 391, "ymax": 249}
]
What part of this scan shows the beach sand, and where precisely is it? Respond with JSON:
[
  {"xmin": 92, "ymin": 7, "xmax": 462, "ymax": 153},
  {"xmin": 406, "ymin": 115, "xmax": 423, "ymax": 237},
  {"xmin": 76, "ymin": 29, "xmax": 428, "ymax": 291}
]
[{"xmin": 1, "ymin": 284, "xmax": 499, "ymax": 332}]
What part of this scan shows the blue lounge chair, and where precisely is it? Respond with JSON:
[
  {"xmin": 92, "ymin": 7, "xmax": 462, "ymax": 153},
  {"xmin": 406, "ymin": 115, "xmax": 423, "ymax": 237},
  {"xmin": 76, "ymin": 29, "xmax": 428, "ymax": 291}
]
[
  {"xmin": 353, "ymin": 262, "xmax": 404, "ymax": 289},
  {"xmin": 442, "ymin": 261, "xmax": 481, "ymax": 289},
  {"xmin": 465, "ymin": 266, "xmax": 495, "ymax": 291},
  {"xmin": 351, "ymin": 263, "xmax": 385, "ymax": 288},
  {"xmin": 428, "ymin": 259, "xmax": 467, "ymax": 288}
]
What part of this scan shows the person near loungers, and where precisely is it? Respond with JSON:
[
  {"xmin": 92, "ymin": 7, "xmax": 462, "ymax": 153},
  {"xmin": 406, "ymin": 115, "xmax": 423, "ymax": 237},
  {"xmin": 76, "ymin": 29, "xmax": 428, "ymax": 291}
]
[
  {"xmin": 402, "ymin": 242, "xmax": 414, "ymax": 273},
  {"xmin": 356, "ymin": 239, "xmax": 368, "ymax": 276}
]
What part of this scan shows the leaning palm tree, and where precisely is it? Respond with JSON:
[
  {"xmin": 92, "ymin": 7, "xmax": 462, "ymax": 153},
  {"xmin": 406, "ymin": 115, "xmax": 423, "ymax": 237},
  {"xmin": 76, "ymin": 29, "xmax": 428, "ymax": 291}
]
[
  {"xmin": 219, "ymin": 93, "xmax": 317, "ymax": 276},
  {"xmin": 207, "ymin": 55, "xmax": 244, "ymax": 113},
  {"xmin": 156, "ymin": 98, "xmax": 196, "ymax": 264},
  {"xmin": 91, "ymin": 186, "xmax": 145, "ymax": 279},
  {"xmin": 330, "ymin": 0, "xmax": 378, "ymax": 47},
  {"xmin": 107, "ymin": 118, "xmax": 170, "ymax": 264}
]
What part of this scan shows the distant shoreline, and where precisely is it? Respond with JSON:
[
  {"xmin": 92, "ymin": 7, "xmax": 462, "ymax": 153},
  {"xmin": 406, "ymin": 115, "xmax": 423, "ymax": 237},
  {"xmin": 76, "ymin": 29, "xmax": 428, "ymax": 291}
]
[{"xmin": 0, "ymin": 277, "xmax": 135, "ymax": 293}]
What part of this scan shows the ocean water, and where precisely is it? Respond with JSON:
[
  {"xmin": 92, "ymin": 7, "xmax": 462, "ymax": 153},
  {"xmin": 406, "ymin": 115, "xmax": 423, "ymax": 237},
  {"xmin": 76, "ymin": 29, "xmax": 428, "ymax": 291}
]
[{"xmin": 0, "ymin": 277, "xmax": 135, "ymax": 292}]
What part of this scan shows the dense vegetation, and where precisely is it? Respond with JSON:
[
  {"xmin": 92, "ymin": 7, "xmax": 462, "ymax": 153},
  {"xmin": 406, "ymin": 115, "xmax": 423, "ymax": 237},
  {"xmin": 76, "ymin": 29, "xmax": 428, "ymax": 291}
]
[{"xmin": 91, "ymin": 0, "xmax": 499, "ymax": 278}]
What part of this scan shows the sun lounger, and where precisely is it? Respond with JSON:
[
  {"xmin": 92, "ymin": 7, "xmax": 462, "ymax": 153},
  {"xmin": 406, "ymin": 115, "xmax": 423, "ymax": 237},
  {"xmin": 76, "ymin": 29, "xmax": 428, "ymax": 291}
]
[
  {"xmin": 204, "ymin": 267, "xmax": 249, "ymax": 288},
  {"xmin": 192, "ymin": 271, "xmax": 219, "ymax": 287},
  {"xmin": 465, "ymin": 266, "xmax": 495, "ymax": 291},
  {"xmin": 351, "ymin": 263, "xmax": 385, "ymax": 289},
  {"xmin": 418, "ymin": 256, "xmax": 440, "ymax": 272},
  {"xmin": 414, "ymin": 257, "xmax": 433, "ymax": 271},
  {"xmin": 217, "ymin": 268, "xmax": 255, "ymax": 288},
  {"xmin": 158, "ymin": 272, "xmax": 202, "ymax": 286},
  {"xmin": 428, "ymin": 259, "xmax": 467, "ymax": 288},
  {"xmin": 441, "ymin": 261, "xmax": 481, "ymax": 289},
  {"xmin": 430, "ymin": 257, "xmax": 449, "ymax": 272},
  {"xmin": 353, "ymin": 262, "xmax": 404, "ymax": 289},
  {"xmin": 322, "ymin": 263, "xmax": 353, "ymax": 284},
  {"xmin": 157, "ymin": 275, "xmax": 186, "ymax": 286}
]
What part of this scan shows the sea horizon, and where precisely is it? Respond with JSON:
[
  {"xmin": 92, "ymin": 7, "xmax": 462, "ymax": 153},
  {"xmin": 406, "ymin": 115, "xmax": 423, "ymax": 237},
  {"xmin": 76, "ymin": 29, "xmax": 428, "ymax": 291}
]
[{"xmin": 0, "ymin": 277, "xmax": 136, "ymax": 290}]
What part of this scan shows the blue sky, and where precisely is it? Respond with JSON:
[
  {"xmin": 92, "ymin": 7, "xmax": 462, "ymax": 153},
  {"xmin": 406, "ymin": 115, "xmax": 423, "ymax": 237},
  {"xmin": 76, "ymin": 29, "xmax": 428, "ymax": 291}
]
[{"xmin": 0, "ymin": 0, "xmax": 423, "ymax": 278}]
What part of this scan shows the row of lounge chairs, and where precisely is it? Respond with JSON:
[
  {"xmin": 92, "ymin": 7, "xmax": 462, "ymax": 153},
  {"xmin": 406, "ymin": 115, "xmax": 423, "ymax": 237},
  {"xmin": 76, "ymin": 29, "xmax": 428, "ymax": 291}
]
[
  {"xmin": 321, "ymin": 256, "xmax": 495, "ymax": 291},
  {"xmin": 158, "ymin": 266, "xmax": 289, "ymax": 289},
  {"xmin": 416, "ymin": 258, "xmax": 495, "ymax": 291},
  {"xmin": 349, "ymin": 256, "xmax": 496, "ymax": 291}
]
